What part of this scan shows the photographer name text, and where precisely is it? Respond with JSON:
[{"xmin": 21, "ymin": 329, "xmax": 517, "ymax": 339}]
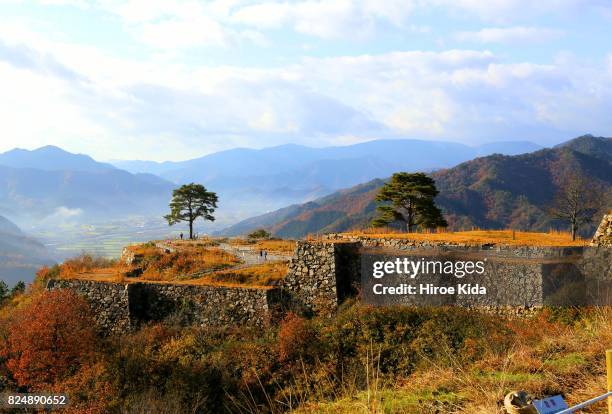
[{"xmin": 372, "ymin": 283, "xmax": 486, "ymax": 295}]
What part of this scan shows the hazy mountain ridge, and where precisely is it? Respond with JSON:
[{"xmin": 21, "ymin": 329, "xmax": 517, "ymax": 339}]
[
  {"xmin": 220, "ymin": 136, "xmax": 611, "ymax": 237},
  {"xmin": 0, "ymin": 147, "xmax": 175, "ymax": 223},
  {"xmin": 0, "ymin": 215, "xmax": 54, "ymax": 286},
  {"xmin": 116, "ymin": 140, "xmax": 542, "ymax": 183},
  {"xmin": 114, "ymin": 139, "xmax": 542, "ymax": 218},
  {"xmin": 0, "ymin": 145, "xmax": 116, "ymax": 172}
]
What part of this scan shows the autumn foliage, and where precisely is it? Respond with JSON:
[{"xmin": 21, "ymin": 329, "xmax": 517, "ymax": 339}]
[
  {"xmin": 1, "ymin": 290, "xmax": 97, "ymax": 389},
  {"xmin": 278, "ymin": 312, "xmax": 317, "ymax": 362}
]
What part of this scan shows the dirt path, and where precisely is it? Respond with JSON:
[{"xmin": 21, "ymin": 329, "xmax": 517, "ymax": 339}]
[
  {"xmin": 155, "ymin": 240, "xmax": 291, "ymax": 277},
  {"xmin": 218, "ymin": 242, "xmax": 291, "ymax": 265}
]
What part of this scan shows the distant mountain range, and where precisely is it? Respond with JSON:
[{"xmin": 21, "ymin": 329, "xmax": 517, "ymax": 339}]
[
  {"xmin": 0, "ymin": 215, "xmax": 54, "ymax": 286},
  {"xmin": 0, "ymin": 139, "xmax": 541, "ymax": 259},
  {"xmin": 114, "ymin": 140, "xmax": 543, "ymax": 181},
  {"xmin": 0, "ymin": 145, "xmax": 116, "ymax": 172},
  {"xmin": 113, "ymin": 139, "xmax": 541, "ymax": 217},
  {"xmin": 220, "ymin": 135, "xmax": 612, "ymax": 238},
  {"xmin": 0, "ymin": 146, "xmax": 174, "ymax": 224},
  {"xmin": 0, "ymin": 140, "xmax": 542, "ymax": 230}
]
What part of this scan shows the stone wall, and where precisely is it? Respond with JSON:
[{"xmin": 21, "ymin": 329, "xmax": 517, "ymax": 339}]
[
  {"xmin": 283, "ymin": 241, "xmax": 360, "ymax": 316},
  {"xmin": 592, "ymin": 213, "xmax": 612, "ymax": 247},
  {"xmin": 46, "ymin": 279, "xmax": 131, "ymax": 335},
  {"xmin": 128, "ymin": 283, "xmax": 278, "ymax": 328},
  {"xmin": 282, "ymin": 239, "xmax": 612, "ymax": 315},
  {"xmin": 47, "ymin": 279, "xmax": 281, "ymax": 335},
  {"xmin": 50, "ymin": 233, "xmax": 612, "ymax": 334}
]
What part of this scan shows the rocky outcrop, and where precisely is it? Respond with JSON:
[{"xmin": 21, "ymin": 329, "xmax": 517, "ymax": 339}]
[
  {"xmin": 120, "ymin": 246, "xmax": 142, "ymax": 266},
  {"xmin": 591, "ymin": 213, "xmax": 612, "ymax": 247}
]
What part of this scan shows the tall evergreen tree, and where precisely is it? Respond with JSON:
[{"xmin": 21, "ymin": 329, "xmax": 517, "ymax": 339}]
[
  {"xmin": 372, "ymin": 172, "xmax": 447, "ymax": 232},
  {"xmin": 10, "ymin": 281, "xmax": 26, "ymax": 297},
  {"xmin": 164, "ymin": 183, "xmax": 218, "ymax": 240}
]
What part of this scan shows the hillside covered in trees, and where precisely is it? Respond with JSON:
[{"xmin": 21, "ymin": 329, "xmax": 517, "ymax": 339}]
[{"xmin": 221, "ymin": 135, "xmax": 612, "ymax": 238}]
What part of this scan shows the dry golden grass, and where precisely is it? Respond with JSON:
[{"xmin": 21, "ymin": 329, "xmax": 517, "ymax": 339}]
[
  {"xmin": 61, "ymin": 241, "xmax": 288, "ymax": 288},
  {"xmin": 342, "ymin": 229, "xmax": 588, "ymax": 246},
  {"xmin": 229, "ymin": 238, "xmax": 296, "ymax": 254},
  {"xmin": 64, "ymin": 268, "xmax": 125, "ymax": 283},
  {"xmin": 201, "ymin": 261, "xmax": 289, "ymax": 286},
  {"xmin": 60, "ymin": 243, "xmax": 242, "ymax": 284},
  {"xmin": 228, "ymin": 238, "xmax": 253, "ymax": 246},
  {"xmin": 127, "ymin": 244, "xmax": 159, "ymax": 256},
  {"xmin": 64, "ymin": 268, "xmax": 273, "ymax": 289},
  {"xmin": 254, "ymin": 239, "xmax": 296, "ymax": 253},
  {"xmin": 58, "ymin": 254, "xmax": 118, "ymax": 278},
  {"xmin": 164, "ymin": 238, "xmax": 220, "ymax": 248},
  {"xmin": 120, "ymin": 242, "xmax": 241, "ymax": 280},
  {"xmin": 295, "ymin": 307, "xmax": 612, "ymax": 414}
]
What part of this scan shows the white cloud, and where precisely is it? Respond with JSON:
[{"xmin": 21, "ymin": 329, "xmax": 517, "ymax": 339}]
[
  {"xmin": 28, "ymin": 0, "xmax": 612, "ymax": 48},
  {"xmin": 96, "ymin": 0, "xmax": 266, "ymax": 48},
  {"xmin": 455, "ymin": 26, "xmax": 563, "ymax": 44},
  {"xmin": 92, "ymin": 0, "xmax": 419, "ymax": 44},
  {"xmin": 432, "ymin": 0, "xmax": 599, "ymax": 22},
  {"xmin": 53, "ymin": 207, "xmax": 83, "ymax": 219},
  {"xmin": 1, "ymin": 18, "xmax": 612, "ymax": 161},
  {"xmin": 231, "ymin": 0, "xmax": 416, "ymax": 38}
]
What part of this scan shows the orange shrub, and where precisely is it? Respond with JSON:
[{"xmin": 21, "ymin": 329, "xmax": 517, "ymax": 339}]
[
  {"xmin": 52, "ymin": 362, "xmax": 116, "ymax": 414},
  {"xmin": 60, "ymin": 254, "xmax": 116, "ymax": 278},
  {"xmin": 1, "ymin": 290, "xmax": 97, "ymax": 389},
  {"xmin": 278, "ymin": 313, "xmax": 316, "ymax": 362}
]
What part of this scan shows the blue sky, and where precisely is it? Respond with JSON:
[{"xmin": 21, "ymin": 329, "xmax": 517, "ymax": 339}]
[{"xmin": 0, "ymin": 0, "xmax": 611, "ymax": 161}]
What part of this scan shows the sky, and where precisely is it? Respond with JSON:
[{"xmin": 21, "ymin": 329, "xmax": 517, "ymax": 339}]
[{"xmin": 0, "ymin": 0, "xmax": 611, "ymax": 161}]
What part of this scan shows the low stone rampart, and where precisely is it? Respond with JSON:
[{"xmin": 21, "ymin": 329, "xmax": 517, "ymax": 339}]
[
  {"xmin": 47, "ymin": 279, "xmax": 281, "ymax": 335},
  {"xmin": 282, "ymin": 238, "xmax": 611, "ymax": 315},
  {"xmin": 49, "ymin": 227, "xmax": 612, "ymax": 333},
  {"xmin": 46, "ymin": 279, "xmax": 131, "ymax": 335}
]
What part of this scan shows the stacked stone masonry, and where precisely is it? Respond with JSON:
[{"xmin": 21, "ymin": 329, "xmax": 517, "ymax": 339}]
[
  {"xmin": 284, "ymin": 238, "xmax": 612, "ymax": 314},
  {"xmin": 283, "ymin": 241, "xmax": 360, "ymax": 316},
  {"xmin": 47, "ymin": 279, "xmax": 282, "ymax": 335},
  {"xmin": 592, "ymin": 212, "xmax": 612, "ymax": 247},
  {"xmin": 49, "ymin": 221, "xmax": 611, "ymax": 333}
]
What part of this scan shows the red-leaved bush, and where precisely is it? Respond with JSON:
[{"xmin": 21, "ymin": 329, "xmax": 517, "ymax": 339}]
[
  {"xmin": 278, "ymin": 312, "xmax": 315, "ymax": 362},
  {"xmin": 1, "ymin": 290, "xmax": 97, "ymax": 389}
]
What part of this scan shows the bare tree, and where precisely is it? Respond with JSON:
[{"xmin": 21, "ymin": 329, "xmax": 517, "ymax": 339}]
[{"xmin": 549, "ymin": 174, "xmax": 600, "ymax": 240}]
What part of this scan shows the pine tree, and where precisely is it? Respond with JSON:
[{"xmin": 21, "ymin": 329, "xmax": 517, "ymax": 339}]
[
  {"xmin": 0, "ymin": 280, "xmax": 8, "ymax": 302},
  {"xmin": 371, "ymin": 172, "xmax": 447, "ymax": 232},
  {"xmin": 164, "ymin": 183, "xmax": 218, "ymax": 239}
]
